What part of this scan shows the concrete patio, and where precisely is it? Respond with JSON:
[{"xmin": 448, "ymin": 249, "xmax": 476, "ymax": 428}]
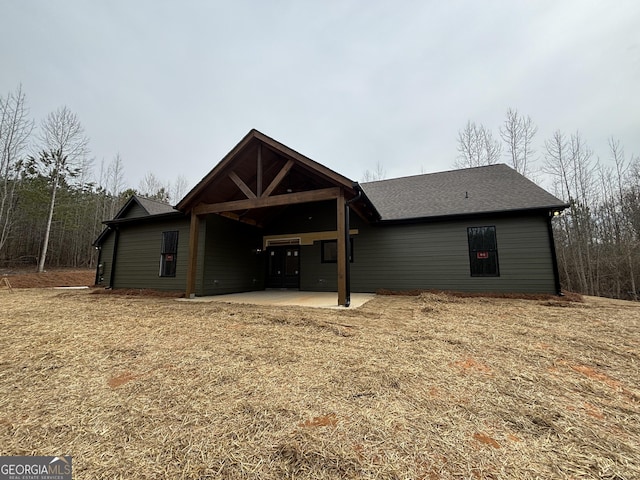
[{"xmin": 179, "ymin": 290, "xmax": 376, "ymax": 309}]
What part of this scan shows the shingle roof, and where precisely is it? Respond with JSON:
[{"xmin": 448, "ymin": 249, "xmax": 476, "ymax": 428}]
[
  {"xmin": 360, "ymin": 164, "xmax": 567, "ymax": 221},
  {"xmin": 135, "ymin": 196, "xmax": 177, "ymax": 216}
]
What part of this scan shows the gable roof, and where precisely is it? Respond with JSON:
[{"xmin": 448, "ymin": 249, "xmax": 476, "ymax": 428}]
[
  {"xmin": 360, "ymin": 164, "xmax": 568, "ymax": 221},
  {"xmin": 92, "ymin": 195, "xmax": 179, "ymax": 246},
  {"xmin": 177, "ymin": 129, "xmax": 358, "ymax": 213},
  {"xmin": 114, "ymin": 195, "xmax": 176, "ymax": 219}
]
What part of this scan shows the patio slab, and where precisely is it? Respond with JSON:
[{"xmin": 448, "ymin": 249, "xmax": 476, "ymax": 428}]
[{"xmin": 179, "ymin": 290, "xmax": 376, "ymax": 309}]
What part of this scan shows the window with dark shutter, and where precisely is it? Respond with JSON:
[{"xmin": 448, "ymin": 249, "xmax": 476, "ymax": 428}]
[
  {"xmin": 160, "ymin": 231, "xmax": 179, "ymax": 277},
  {"xmin": 467, "ymin": 226, "xmax": 499, "ymax": 277}
]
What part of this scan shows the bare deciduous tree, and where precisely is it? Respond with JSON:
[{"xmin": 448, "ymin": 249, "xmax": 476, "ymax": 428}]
[
  {"xmin": 0, "ymin": 85, "xmax": 33, "ymax": 254},
  {"xmin": 171, "ymin": 174, "xmax": 189, "ymax": 204},
  {"xmin": 30, "ymin": 149, "xmax": 81, "ymax": 272},
  {"xmin": 499, "ymin": 108, "xmax": 537, "ymax": 177},
  {"xmin": 455, "ymin": 120, "xmax": 501, "ymax": 168},
  {"xmin": 138, "ymin": 172, "xmax": 169, "ymax": 202},
  {"xmin": 362, "ymin": 161, "xmax": 386, "ymax": 182},
  {"xmin": 34, "ymin": 106, "xmax": 89, "ymax": 272},
  {"xmin": 107, "ymin": 154, "xmax": 126, "ymax": 217}
]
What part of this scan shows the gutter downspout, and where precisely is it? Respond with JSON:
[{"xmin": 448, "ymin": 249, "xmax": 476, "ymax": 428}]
[
  {"xmin": 344, "ymin": 186, "xmax": 363, "ymax": 307},
  {"xmin": 94, "ymin": 245, "xmax": 102, "ymax": 286},
  {"xmin": 547, "ymin": 211, "xmax": 563, "ymax": 296}
]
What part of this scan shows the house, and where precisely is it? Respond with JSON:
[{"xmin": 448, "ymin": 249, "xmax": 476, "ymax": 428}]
[{"xmin": 93, "ymin": 129, "xmax": 568, "ymax": 305}]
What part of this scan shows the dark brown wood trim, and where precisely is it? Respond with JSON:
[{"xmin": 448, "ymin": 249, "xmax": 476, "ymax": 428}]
[
  {"xmin": 186, "ymin": 211, "xmax": 200, "ymax": 298},
  {"xmin": 337, "ymin": 190, "xmax": 346, "ymax": 306},
  {"xmin": 262, "ymin": 159, "xmax": 294, "ymax": 197},
  {"xmin": 253, "ymin": 130, "xmax": 355, "ymax": 189},
  {"xmin": 219, "ymin": 211, "xmax": 258, "ymax": 226},
  {"xmin": 193, "ymin": 187, "xmax": 340, "ymax": 215},
  {"xmin": 229, "ymin": 171, "xmax": 256, "ymax": 199},
  {"xmin": 257, "ymin": 144, "xmax": 263, "ymax": 197}
]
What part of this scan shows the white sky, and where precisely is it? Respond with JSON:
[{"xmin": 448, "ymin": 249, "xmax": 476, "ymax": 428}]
[{"xmin": 2, "ymin": 0, "xmax": 639, "ymax": 195}]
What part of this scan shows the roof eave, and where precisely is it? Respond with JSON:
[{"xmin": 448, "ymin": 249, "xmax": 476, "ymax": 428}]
[
  {"xmin": 374, "ymin": 204, "xmax": 570, "ymax": 224},
  {"xmin": 103, "ymin": 211, "xmax": 185, "ymax": 226}
]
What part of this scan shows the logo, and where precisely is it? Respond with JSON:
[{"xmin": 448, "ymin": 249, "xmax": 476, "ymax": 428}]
[{"xmin": 0, "ymin": 456, "xmax": 72, "ymax": 480}]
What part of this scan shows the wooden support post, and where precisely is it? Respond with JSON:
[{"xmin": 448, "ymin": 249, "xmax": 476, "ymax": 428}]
[
  {"xmin": 257, "ymin": 144, "xmax": 263, "ymax": 197},
  {"xmin": 186, "ymin": 211, "xmax": 200, "ymax": 298},
  {"xmin": 336, "ymin": 189, "xmax": 346, "ymax": 306}
]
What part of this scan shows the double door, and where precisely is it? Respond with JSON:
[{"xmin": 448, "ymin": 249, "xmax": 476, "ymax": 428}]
[{"xmin": 266, "ymin": 246, "xmax": 300, "ymax": 288}]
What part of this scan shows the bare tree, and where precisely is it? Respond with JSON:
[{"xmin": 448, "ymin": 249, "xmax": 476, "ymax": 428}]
[
  {"xmin": 499, "ymin": 108, "xmax": 537, "ymax": 177},
  {"xmin": 0, "ymin": 85, "xmax": 34, "ymax": 255},
  {"xmin": 361, "ymin": 161, "xmax": 386, "ymax": 182},
  {"xmin": 170, "ymin": 174, "xmax": 189, "ymax": 203},
  {"xmin": 107, "ymin": 154, "xmax": 126, "ymax": 217},
  {"xmin": 609, "ymin": 138, "xmax": 638, "ymax": 300},
  {"xmin": 138, "ymin": 172, "xmax": 169, "ymax": 202},
  {"xmin": 455, "ymin": 120, "xmax": 501, "ymax": 168},
  {"xmin": 34, "ymin": 107, "xmax": 89, "ymax": 272},
  {"xmin": 30, "ymin": 149, "xmax": 81, "ymax": 272},
  {"xmin": 38, "ymin": 106, "xmax": 89, "ymax": 166},
  {"xmin": 544, "ymin": 130, "xmax": 597, "ymax": 295}
]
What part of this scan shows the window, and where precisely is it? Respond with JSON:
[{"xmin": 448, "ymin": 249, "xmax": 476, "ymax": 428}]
[
  {"xmin": 160, "ymin": 231, "xmax": 179, "ymax": 277},
  {"xmin": 321, "ymin": 239, "xmax": 354, "ymax": 263},
  {"xmin": 467, "ymin": 226, "xmax": 499, "ymax": 277}
]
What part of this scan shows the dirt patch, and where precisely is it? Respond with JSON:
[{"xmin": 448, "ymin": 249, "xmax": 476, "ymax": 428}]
[
  {"xmin": 1, "ymin": 289, "xmax": 638, "ymax": 478},
  {"xmin": 108, "ymin": 371, "xmax": 139, "ymax": 388},
  {"xmin": 299, "ymin": 414, "xmax": 338, "ymax": 428}
]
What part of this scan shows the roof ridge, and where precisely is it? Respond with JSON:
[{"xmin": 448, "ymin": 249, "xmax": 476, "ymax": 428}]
[{"xmin": 361, "ymin": 164, "xmax": 509, "ymax": 186}]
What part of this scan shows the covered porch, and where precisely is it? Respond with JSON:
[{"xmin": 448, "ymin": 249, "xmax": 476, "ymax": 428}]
[{"xmin": 176, "ymin": 129, "xmax": 379, "ymax": 306}]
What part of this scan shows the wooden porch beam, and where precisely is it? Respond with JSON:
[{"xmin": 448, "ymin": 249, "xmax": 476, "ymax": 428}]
[
  {"xmin": 337, "ymin": 189, "xmax": 346, "ymax": 306},
  {"xmin": 193, "ymin": 187, "xmax": 340, "ymax": 216},
  {"xmin": 228, "ymin": 171, "xmax": 256, "ymax": 199},
  {"xmin": 186, "ymin": 211, "xmax": 200, "ymax": 298},
  {"xmin": 262, "ymin": 159, "xmax": 294, "ymax": 197},
  {"xmin": 257, "ymin": 144, "xmax": 263, "ymax": 197},
  {"xmin": 219, "ymin": 211, "xmax": 258, "ymax": 226}
]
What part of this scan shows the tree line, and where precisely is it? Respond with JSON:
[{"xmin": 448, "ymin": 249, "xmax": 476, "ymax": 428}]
[
  {"xmin": 457, "ymin": 109, "xmax": 640, "ymax": 301},
  {"xmin": 0, "ymin": 85, "xmax": 186, "ymax": 271}
]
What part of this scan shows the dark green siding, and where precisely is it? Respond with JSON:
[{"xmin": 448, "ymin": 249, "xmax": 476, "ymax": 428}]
[
  {"xmin": 200, "ymin": 215, "xmax": 264, "ymax": 295},
  {"xmin": 121, "ymin": 203, "xmax": 148, "ymax": 219},
  {"xmin": 96, "ymin": 231, "xmax": 115, "ymax": 286},
  {"xmin": 112, "ymin": 218, "xmax": 190, "ymax": 291},
  {"xmin": 104, "ymin": 199, "xmax": 558, "ymax": 295},
  {"xmin": 300, "ymin": 213, "xmax": 557, "ymax": 294}
]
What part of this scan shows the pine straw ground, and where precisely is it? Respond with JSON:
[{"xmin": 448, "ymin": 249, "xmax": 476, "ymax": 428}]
[{"xmin": 0, "ymin": 289, "xmax": 638, "ymax": 479}]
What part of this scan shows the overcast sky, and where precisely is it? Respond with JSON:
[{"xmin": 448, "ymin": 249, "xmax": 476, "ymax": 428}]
[{"xmin": 2, "ymin": 1, "xmax": 639, "ymax": 196}]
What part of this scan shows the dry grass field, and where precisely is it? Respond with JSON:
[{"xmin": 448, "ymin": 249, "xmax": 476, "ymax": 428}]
[{"xmin": 1, "ymin": 287, "xmax": 639, "ymax": 479}]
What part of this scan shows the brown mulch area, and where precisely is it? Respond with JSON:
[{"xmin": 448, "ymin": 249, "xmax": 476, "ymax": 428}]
[
  {"xmin": 0, "ymin": 269, "xmax": 95, "ymax": 288},
  {"xmin": 1, "ymin": 288, "xmax": 638, "ymax": 478}
]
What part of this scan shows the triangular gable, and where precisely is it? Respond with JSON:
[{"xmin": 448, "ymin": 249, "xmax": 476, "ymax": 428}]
[
  {"xmin": 92, "ymin": 195, "xmax": 177, "ymax": 246},
  {"xmin": 112, "ymin": 195, "xmax": 175, "ymax": 220},
  {"xmin": 177, "ymin": 129, "xmax": 361, "ymax": 219}
]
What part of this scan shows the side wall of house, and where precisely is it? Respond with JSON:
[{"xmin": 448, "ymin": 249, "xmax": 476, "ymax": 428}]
[
  {"xmin": 111, "ymin": 217, "xmax": 191, "ymax": 291},
  {"xmin": 200, "ymin": 214, "xmax": 264, "ymax": 295},
  {"xmin": 96, "ymin": 231, "xmax": 114, "ymax": 286},
  {"xmin": 301, "ymin": 211, "xmax": 558, "ymax": 294}
]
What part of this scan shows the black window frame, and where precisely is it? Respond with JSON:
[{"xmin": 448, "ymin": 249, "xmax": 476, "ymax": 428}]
[
  {"xmin": 321, "ymin": 239, "xmax": 354, "ymax": 263},
  {"xmin": 160, "ymin": 230, "xmax": 179, "ymax": 277},
  {"xmin": 467, "ymin": 226, "xmax": 500, "ymax": 277}
]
